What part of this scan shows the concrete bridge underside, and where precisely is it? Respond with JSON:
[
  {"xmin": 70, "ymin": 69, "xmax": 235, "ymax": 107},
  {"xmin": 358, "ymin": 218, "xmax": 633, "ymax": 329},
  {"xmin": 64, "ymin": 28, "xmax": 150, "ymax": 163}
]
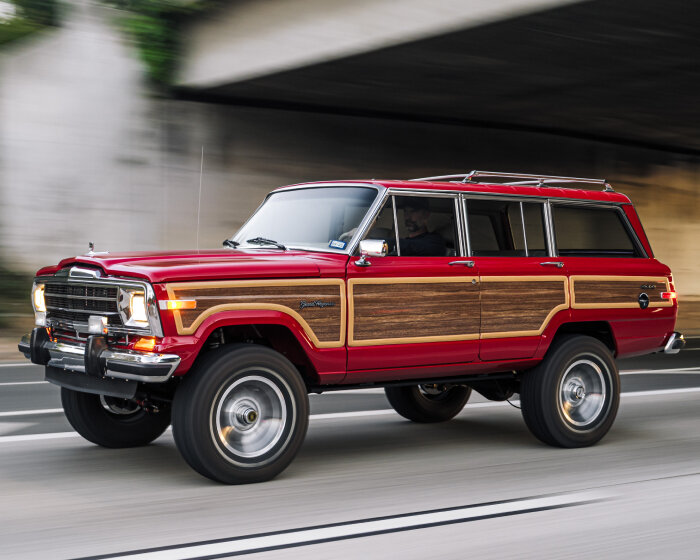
[{"xmin": 179, "ymin": 0, "xmax": 700, "ymax": 154}]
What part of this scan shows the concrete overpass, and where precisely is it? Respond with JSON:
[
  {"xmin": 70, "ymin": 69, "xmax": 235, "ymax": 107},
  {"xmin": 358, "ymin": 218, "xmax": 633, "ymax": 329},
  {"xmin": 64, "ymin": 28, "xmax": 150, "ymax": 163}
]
[{"xmin": 178, "ymin": 0, "xmax": 700, "ymax": 154}]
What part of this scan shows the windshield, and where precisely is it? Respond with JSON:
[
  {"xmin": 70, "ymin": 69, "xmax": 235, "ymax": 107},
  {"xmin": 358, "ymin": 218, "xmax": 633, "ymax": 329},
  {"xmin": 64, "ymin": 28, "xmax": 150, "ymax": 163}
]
[{"xmin": 233, "ymin": 186, "xmax": 380, "ymax": 252}]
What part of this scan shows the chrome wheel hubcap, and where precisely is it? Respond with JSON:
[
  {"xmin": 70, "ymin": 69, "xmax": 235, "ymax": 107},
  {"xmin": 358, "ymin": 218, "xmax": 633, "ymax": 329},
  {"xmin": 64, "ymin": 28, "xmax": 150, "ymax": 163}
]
[
  {"xmin": 215, "ymin": 375, "xmax": 287, "ymax": 459},
  {"xmin": 558, "ymin": 359, "xmax": 607, "ymax": 427}
]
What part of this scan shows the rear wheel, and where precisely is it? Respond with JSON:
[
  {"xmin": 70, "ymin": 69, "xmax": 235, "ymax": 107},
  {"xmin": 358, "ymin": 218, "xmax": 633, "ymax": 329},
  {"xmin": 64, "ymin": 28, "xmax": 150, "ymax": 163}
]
[
  {"xmin": 172, "ymin": 345, "xmax": 309, "ymax": 484},
  {"xmin": 384, "ymin": 384, "xmax": 471, "ymax": 423},
  {"xmin": 61, "ymin": 388, "xmax": 171, "ymax": 448},
  {"xmin": 520, "ymin": 335, "xmax": 620, "ymax": 448}
]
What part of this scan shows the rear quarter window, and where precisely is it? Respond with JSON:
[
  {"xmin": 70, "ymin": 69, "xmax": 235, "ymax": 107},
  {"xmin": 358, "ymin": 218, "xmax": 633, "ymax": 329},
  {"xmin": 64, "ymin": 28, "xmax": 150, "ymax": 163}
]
[{"xmin": 552, "ymin": 205, "xmax": 642, "ymax": 258}]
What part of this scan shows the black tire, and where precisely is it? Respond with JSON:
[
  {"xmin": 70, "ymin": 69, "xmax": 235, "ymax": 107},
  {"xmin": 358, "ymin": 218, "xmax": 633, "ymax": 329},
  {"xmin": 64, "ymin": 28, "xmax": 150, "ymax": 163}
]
[
  {"xmin": 172, "ymin": 345, "xmax": 309, "ymax": 484},
  {"xmin": 61, "ymin": 388, "xmax": 171, "ymax": 448},
  {"xmin": 384, "ymin": 384, "xmax": 471, "ymax": 423},
  {"xmin": 520, "ymin": 335, "xmax": 620, "ymax": 448}
]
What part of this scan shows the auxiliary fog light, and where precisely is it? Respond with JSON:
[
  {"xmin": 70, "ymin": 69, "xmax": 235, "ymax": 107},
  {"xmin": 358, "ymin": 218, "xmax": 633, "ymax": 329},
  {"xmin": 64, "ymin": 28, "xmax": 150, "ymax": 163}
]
[
  {"xmin": 88, "ymin": 315, "xmax": 109, "ymax": 335},
  {"xmin": 34, "ymin": 311, "xmax": 46, "ymax": 327}
]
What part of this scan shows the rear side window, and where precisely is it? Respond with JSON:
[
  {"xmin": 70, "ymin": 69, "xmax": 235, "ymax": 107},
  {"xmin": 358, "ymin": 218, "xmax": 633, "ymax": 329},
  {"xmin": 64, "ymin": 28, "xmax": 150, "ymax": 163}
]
[
  {"xmin": 467, "ymin": 199, "xmax": 547, "ymax": 257},
  {"xmin": 552, "ymin": 205, "xmax": 641, "ymax": 257}
]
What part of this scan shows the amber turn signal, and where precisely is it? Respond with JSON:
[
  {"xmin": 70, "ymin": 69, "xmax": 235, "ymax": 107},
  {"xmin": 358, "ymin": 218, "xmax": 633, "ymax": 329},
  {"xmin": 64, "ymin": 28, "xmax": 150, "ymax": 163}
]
[
  {"xmin": 134, "ymin": 337, "xmax": 157, "ymax": 352},
  {"xmin": 158, "ymin": 299, "xmax": 197, "ymax": 310}
]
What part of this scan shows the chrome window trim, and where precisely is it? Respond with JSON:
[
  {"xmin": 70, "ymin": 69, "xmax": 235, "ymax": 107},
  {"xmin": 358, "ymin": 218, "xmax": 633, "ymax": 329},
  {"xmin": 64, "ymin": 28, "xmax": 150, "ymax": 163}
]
[
  {"xmin": 391, "ymin": 195, "xmax": 401, "ymax": 257},
  {"xmin": 454, "ymin": 197, "xmax": 466, "ymax": 257},
  {"xmin": 460, "ymin": 195, "xmax": 472, "ymax": 258},
  {"xmin": 544, "ymin": 200, "xmax": 557, "ymax": 258},
  {"xmin": 462, "ymin": 195, "xmax": 551, "ymax": 258},
  {"xmin": 347, "ymin": 186, "xmax": 389, "ymax": 256},
  {"xmin": 231, "ymin": 182, "xmax": 385, "ymax": 257},
  {"xmin": 548, "ymin": 200, "xmax": 648, "ymax": 259},
  {"xmin": 383, "ymin": 189, "xmax": 463, "ymax": 258},
  {"xmin": 519, "ymin": 201, "xmax": 529, "ymax": 257},
  {"xmin": 35, "ymin": 273, "xmax": 163, "ymax": 337}
]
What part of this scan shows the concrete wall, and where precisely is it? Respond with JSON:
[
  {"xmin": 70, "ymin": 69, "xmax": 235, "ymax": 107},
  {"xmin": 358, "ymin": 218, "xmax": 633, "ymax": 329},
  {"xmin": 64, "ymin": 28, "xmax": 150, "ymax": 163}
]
[{"xmin": 1, "ymin": 1, "xmax": 699, "ymax": 331}]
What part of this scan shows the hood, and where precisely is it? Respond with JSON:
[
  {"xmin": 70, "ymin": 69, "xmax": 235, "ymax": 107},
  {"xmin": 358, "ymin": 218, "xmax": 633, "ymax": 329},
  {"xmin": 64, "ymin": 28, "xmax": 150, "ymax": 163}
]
[{"xmin": 37, "ymin": 249, "xmax": 348, "ymax": 283}]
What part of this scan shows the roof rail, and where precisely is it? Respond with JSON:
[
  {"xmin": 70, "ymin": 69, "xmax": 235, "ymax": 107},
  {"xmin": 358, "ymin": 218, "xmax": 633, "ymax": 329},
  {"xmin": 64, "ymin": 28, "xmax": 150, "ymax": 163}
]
[
  {"xmin": 412, "ymin": 170, "xmax": 614, "ymax": 192},
  {"xmin": 411, "ymin": 173, "xmax": 472, "ymax": 182}
]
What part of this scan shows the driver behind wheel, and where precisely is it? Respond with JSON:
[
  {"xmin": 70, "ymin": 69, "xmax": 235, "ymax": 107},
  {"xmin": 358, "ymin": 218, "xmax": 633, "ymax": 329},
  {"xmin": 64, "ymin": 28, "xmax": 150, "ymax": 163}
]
[{"xmin": 399, "ymin": 198, "xmax": 446, "ymax": 256}]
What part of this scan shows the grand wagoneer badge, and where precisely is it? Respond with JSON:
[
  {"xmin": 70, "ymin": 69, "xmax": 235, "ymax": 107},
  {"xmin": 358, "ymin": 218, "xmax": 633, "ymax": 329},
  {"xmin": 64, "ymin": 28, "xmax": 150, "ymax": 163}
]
[{"xmin": 299, "ymin": 300, "xmax": 336, "ymax": 310}]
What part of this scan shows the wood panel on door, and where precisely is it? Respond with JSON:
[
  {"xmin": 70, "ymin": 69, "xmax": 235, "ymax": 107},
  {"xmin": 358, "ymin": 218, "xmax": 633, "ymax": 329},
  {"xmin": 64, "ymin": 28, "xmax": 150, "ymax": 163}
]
[{"xmin": 348, "ymin": 277, "xmax": 480, "ymax": 346}]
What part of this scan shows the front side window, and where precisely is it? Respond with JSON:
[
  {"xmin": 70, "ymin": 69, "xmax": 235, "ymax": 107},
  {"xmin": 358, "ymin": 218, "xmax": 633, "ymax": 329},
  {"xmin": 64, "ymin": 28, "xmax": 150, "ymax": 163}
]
[
  {"xmin": 234, "ymin": 186, "xmax": 379, "ymax": 252},
  {"xmin": 467, "ymin": 199, "xmax": 547, "ymax": 257},
  {"xmin": 361, "ymin": 195, "xmax": 459, "ymax": 257},
  {"xmin": 552, "ymin": 204, "xmax": 641, "ymax": 257}
]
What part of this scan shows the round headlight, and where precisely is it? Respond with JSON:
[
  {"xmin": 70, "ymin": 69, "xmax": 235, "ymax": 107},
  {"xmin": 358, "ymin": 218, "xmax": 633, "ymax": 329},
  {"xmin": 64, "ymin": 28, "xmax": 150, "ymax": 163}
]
[{"xmin": 32, "ymin": 283, "xmax": 46, "ymax": 313}]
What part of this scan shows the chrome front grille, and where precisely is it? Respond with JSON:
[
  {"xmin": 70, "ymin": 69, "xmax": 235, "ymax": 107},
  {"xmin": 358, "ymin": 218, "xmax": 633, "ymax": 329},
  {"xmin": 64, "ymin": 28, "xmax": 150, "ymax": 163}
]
[
  {"xmin": 36, "ymin": 268, "xmax": 161, "ymax": 337},
  {"xmin": 44, "ymin": 282, "xmax": 123, "ymax": 328}
]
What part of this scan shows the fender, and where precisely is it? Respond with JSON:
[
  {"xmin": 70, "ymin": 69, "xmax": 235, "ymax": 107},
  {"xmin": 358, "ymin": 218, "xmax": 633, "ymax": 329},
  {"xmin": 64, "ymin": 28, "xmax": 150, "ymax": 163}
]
[{"xmin": 166, "ymin": 308, "xmax": 347, "ymax": 381}]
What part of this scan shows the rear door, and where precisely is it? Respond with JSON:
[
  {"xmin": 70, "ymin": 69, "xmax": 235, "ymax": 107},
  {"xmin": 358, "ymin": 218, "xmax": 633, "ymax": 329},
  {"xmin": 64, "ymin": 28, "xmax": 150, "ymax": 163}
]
[{"xmin": 464, "ymin": 196, "xmax": 570, "ymax": 361}]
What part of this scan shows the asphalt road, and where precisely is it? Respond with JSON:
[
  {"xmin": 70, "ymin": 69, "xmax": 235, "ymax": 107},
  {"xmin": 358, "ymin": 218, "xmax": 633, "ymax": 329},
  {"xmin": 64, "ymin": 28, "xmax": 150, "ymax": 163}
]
[{"xmin": 1, "ymin": 344, "xmax": 699, "ymax": 559}]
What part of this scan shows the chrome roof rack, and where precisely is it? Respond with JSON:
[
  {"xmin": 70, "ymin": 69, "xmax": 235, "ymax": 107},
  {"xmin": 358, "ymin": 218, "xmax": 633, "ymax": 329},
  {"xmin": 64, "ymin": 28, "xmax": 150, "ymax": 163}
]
[{"xmin": 412, "ymin": 170, "xmax": 614, "ymax": 192}]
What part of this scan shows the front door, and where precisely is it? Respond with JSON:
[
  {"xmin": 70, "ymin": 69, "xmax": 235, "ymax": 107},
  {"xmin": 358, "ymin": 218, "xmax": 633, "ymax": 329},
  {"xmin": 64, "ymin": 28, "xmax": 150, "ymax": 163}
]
[{"xmin": 346, "ymin": 193, "xmax": 480, "ymax": 373}]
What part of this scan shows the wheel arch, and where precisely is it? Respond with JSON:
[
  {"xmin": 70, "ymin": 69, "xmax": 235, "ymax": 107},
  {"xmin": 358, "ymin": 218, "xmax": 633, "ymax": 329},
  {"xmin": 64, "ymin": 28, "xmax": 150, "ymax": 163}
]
[
  {"xmin": 187, "ymin": 312, "xmax": 323, "ymax": 387},
  {"xmin": 546, "ymin": 321, "xmax": 617, "ymax": 357}
]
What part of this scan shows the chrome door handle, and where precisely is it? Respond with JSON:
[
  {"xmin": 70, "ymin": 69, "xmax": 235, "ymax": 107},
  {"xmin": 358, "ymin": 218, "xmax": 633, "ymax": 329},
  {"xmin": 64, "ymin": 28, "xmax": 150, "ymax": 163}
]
[
  {"xmin": 540, "ymin": 261, "xmax": 564, "ymax": 268},
  {"xmin": 449, "ymin": 260, "xmax": 475, "ymax": 267}
]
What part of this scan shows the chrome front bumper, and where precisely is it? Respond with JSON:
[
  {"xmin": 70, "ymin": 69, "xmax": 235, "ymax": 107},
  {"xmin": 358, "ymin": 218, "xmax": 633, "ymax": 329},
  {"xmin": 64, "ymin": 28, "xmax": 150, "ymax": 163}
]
[{"xmin": 19, "ymin": 331, "xmax": 180, "ymax": 383}]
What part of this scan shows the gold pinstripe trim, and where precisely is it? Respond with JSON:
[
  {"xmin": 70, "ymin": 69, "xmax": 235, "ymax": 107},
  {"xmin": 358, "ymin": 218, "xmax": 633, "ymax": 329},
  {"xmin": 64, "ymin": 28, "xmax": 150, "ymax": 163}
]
[
  {"xmin": 348, "ymin": 277, "xmax": 479, "ymax": 347},
  {"xmin": 570, "ymin": 275, "xmax": 672, "ymax": 309},
  {"xmin": 479, "ymin": 276, "xmax": 569, "ymax": 339},
  {"xmin": 165, "ymin": 279, "xmax": 346, "ymax": 348}
]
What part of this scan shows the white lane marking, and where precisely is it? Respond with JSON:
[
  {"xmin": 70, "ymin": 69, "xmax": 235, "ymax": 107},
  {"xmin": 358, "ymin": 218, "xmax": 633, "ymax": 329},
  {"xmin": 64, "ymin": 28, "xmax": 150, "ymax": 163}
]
[
  {"xmin": 0, "ymin": 381, "xmax": 49, "ymax": 387},
  {"xmin": 0, "ymin": 431, "xmax": 79, "ymax": 443},
  {"xmin": 620, "ymin": 367, "xmax": 700, "ymax": 375},
  {"xmin": 620, "ymin": 387, "xmax": 700, "ymax": 398},
  {"xmin": 0, "ymin": 363, "xmax": 37, "ymax": 368},
  {"xmin": 2, "ymin": 387, "xmax": 699, "ymax": 444},
  {"xmin": 311, "ymin": 388, "xmax": 385, "ymax": 396},
  {"xmin": 0, "ymin": 408, "xmax": 62, "ymax": 417},
  {"xmin": 97, "ymin": 491, "xmax": 602, "ymax": 560},
  {"xmin": 0, "ymin": 422, "xmax": 33, "ymax": 437},
  {"xmin": 310, "ymin": 409, "xmax": 395, "ymax": 420}
]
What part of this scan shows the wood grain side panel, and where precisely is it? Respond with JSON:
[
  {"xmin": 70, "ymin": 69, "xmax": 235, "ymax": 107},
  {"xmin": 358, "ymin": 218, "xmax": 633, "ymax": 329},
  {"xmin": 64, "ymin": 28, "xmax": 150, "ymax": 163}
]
[
  {"xmin": 572, "ymin": 276, "xmax": 672, "ymax": 308},
  {"xmin": 350, "ymin": 278, "xmax": 479, "ymax": 345},
  {"xmin": 165, "ymin": 280, "xmax": 345, "ymax": 346},
  {"xmin": 481, "ymin": 279, "xmax": 567, "ymax": 335}
]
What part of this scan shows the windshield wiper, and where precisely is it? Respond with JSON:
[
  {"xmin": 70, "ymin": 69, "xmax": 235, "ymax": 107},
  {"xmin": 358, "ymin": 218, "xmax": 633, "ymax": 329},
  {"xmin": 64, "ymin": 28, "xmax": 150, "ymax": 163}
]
[
  {"xmin": 246, "ymin": 237, "xmax": 287, "ymax": 250},
  {"xmin": 222, "ymin": 239, "xmax": 240, "ymax": 249}
]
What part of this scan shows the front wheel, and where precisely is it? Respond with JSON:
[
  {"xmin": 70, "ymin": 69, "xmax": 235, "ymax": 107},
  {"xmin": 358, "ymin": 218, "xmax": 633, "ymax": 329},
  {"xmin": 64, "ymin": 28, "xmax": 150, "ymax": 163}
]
[
  {"xmin": 384, "ymin": 384, "xmax": 471, "ymax": 423},
  {"xmin": 172, "ymin": 345, "xmax": 309, "ymax": 484},
  {"xmin": 61, "ymin": 388, "xmax": 171, "ymax": 448},
  {"xmin": 520, "ymin": 335, "xmax": 620, "ymax": 448}
]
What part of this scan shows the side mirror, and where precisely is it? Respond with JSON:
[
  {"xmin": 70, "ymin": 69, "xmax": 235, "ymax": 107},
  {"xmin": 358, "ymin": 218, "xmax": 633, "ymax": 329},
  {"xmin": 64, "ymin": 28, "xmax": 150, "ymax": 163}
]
[
  {"xmin": 360, "ymin": 239, "xmax": 388, "ymax": 258},
  {"xmin": 355, "ymin": 239, "xmax": 388, "ymax": 267}
]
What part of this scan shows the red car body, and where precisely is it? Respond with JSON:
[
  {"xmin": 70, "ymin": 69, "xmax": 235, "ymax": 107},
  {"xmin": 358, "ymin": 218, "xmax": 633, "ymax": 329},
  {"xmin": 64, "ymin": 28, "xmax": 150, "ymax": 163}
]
[{"xmin": 20, "ymin": 173, "xmax": 683, "ymax": 483}]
